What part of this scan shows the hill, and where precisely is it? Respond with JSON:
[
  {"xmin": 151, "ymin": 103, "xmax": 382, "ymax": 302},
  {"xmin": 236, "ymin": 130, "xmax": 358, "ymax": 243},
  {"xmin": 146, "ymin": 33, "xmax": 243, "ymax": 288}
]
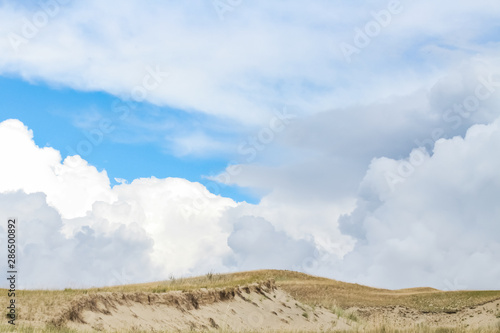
[{"xmin": 1, "ymin": 270, "xmax": 500, "ymax": 332}]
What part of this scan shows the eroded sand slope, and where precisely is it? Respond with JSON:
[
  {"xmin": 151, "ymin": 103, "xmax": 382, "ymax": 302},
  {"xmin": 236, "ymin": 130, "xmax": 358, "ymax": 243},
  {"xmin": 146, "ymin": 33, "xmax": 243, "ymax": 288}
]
[{"xmin": 53, "ymin": 280, "xmax": 353, "ymax": 332}]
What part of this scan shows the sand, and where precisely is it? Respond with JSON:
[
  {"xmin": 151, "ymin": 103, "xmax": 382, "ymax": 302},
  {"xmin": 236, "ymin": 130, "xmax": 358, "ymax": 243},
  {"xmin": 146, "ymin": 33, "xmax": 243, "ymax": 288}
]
[
  {"xmin": 38, "ymin": 279, "xmax": 500, "ymax": 332},
  {"xmin": 58, "ymin": 280, "xmax": 352, "ymax": 332},
  {"xmin": 355, "ymin": 299, "xmax": 500, "ymax": 330}
]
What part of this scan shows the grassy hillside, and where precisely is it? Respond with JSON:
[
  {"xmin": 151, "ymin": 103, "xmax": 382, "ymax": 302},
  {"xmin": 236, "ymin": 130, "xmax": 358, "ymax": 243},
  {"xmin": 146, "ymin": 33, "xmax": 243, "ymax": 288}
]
[
  {"xmin": 4, "ymin": 270, "xmax": 500, "ymax": 314},
  {"xmin": 91, "ymin": 269, "xmax": 500, "ymax": 313},
  {"xmin": 1, "ymin": 270, "xmax": 500, "ymax": 332}
]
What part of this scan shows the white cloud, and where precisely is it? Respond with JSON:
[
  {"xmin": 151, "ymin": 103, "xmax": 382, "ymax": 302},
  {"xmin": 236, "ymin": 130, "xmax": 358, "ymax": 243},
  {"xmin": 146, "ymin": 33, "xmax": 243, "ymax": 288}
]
[
  {"xmin": 2, "ymin": 98, "xmax": 500, "ymax": 289},
  {"xmin": 168, "ymin": 131, "xmax": 231, "ymax": 157},
  {"xmin": 225, "ymin": 216, "xmax": 316, "ymax": 271},
  {"xmin": 0, "ymin": 119, "xmax": 115, "ymax": 219},
  {"xmin": 0, "ymin": 120, "xmax": 239, "ymax": 287},
  {"xmin": 2, "ymin": 1, "xmax": 500, "ymax": 290},
  {"xmin": 108, "ymin": 177, "xmax": 237, "ymax": 275},
  {"xmin": 338, "ymin": 116, "xmax": 500, "ymax": 290},
  {"xmin": 216, "ymin": 57, "xmax": 500, "ymax": 205},
  {"xmin": 2, "ymin": 119, "xmax": 348, "ymax": 288},
  {"xmin": 0, "ymin": 191, "xmax": 159, "ymax": 289},
  {"xmin": 1, "ymin": 0, "xmax": 500, "ymax": 127},
  {"xmin": 209, "ymin": 58, "xmax": 500, "ymax": 289}
]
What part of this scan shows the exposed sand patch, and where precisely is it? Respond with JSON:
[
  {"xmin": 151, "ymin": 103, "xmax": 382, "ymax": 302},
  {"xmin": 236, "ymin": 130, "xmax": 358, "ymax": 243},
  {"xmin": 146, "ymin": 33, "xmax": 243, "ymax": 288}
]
[
  {"xmin": 52, "ymin": 280, "xmax": 353, "ymax": 332},
  {"xmin": 351, "ymin": 299, "xmax": 500, "ymax": 330},
  {"xmin": 13, "ymin": 271, "xmax": 497, "ymax": 332}
]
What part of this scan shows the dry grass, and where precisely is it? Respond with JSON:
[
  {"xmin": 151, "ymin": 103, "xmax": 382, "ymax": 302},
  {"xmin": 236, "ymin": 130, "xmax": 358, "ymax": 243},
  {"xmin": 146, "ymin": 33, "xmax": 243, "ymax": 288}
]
[
  {"xmin": 1, "ymin": 270, "xmax": 500, "ymax": 332},
  {"xmin": 278, "ymin": 277, "xmax": 500, "ymax": 313},
  {"xmin": 94, "ymin": 269, "xmax": 500, "ymax": 313}
]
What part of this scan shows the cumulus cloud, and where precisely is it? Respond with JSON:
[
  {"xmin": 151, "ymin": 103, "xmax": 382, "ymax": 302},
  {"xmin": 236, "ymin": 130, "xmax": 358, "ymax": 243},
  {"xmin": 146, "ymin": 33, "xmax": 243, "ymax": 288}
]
[
  {"xmin": 2, "ymin": 105, "xmax": 500, "ymax": 289},
  {"xmin": 219, "ymin": 197, "xmax": 356, "ymax": 280},
  {"xmin": 216, "ymin": 57, "xmax": 500, "ymax": 203},
  {"xmin": 0, "ymin": 119, "xmax": 115, "ymax": 219},
  {"xmin": 1, "ymin": 119, "xmax": 342, "ymax": 288},
  {"xmin": 338, "ymin": 116, "xmax": 500, "ymax": 290},
  {"xmin": 0, "ymin": 191, "xmax": 158, "ymax": 289},
  {"xmin": 209, "ymin": 58, "xmax": 500, "ymax": 290},
  {"xmin": 225, "ymin": 216, "xmax": 316, "ymax": 271},
  {"xmin": 0, "ymin": 119, "xmax": 239, "ymax": 287}
]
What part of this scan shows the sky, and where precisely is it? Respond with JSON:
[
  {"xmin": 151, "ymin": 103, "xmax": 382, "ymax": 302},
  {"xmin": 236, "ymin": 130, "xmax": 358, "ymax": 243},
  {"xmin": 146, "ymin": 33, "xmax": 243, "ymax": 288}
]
[{"xmin": 0, "ymin": 0, "xmax": 500, "ymax": 290}]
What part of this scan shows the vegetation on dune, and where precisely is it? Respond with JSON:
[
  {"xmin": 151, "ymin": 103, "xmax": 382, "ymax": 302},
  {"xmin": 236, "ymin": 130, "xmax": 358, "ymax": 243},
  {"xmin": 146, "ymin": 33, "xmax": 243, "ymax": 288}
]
[
  {"xmin": 93, "ymin": 269, "xmax": 500, "ymax": 313},
  {"xmin": 1, "ymin": 270, "xmax": 500, "ymax": 332},
  {"xmin": 279, "ymin": 278, "xmax": 500, "ymax": 313}
]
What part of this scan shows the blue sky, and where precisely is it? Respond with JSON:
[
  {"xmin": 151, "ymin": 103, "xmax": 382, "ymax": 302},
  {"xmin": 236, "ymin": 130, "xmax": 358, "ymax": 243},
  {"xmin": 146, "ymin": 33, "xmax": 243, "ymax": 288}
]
[
  {"xmin": 1, "ymin": 0, "xmax": 500, "ymax": 290},
  {"xmin": 0, "ymin": 75, "xmax": 259, "ymax": 202}
]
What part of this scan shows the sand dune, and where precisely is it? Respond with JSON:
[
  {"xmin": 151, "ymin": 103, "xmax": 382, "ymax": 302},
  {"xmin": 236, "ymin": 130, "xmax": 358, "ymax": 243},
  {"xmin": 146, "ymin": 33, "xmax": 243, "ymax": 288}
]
[
  {"xmin": 4, "ymin": 270, "xmax": 500, "ymax": 332},
  {"xmin": 57, "ymin": 280, "xmax": 352, "ymax": 332}
]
